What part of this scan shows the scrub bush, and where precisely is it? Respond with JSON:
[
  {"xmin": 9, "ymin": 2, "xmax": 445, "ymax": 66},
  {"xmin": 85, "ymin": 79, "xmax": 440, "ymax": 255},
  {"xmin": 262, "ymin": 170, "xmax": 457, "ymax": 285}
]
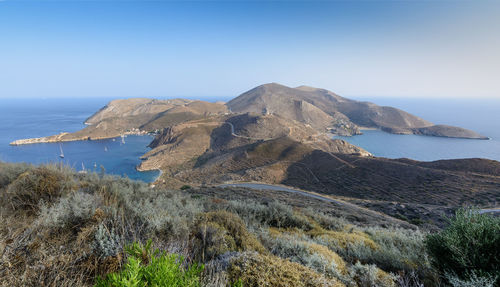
[
  {"xmin": 227, "ymin": 252, "xmax": 344, "ymax": 287},
  {"xmin": 426, "ymin": 208, "xmax": 500, "ymax": 285},
  {"xmin": 6, "ymin": 165, "xmax": 75, "ymax": 212}
]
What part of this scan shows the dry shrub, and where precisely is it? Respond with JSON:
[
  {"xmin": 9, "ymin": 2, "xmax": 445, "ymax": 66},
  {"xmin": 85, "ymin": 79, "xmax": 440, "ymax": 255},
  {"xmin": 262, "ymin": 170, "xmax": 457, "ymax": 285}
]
[
  {"xmin": 302, "ymin": 208, "xmax": 348, "ymax": 231},
  {"xmin": 6, "ymin": 166, "xmax": 75, "ymax": 213},
  {"xmin": 307, "ymin": 243, "xmax": 348, "ymax": 275},
  {"xmin": 37, "ymin": 191, "xmax": 99, "ymax": 229},
  {"xmin": 0, "ymin": 162, "xmax": 30, "ymax": 189},
  {"xmin": 1, "ymin": 227, "xmax": 107, "ymax": 287},
  {"xmin": 216, "ymin": 200, "xmax": 313, "ymax": 230},
  {"xmin": 308, "ymin": 224, "xmax": 378, "ymax": 251},
  {"xmin": 192, "ymin": 211, "xmax": 266, "ymax": 262},
  {"xmin": 265, "ymin": 227, "xmax": 348, "ymax": 278},
  {"xmin": 361, "ymin": 226, "xmax": 431, "ymax": 275},
  {"xmin": 227, "ymin": 252, "xmax": 344, "ymax": 287},
  {"xmin": 349, "ymin": 261, "xmax": 397, "ymax": 287}
]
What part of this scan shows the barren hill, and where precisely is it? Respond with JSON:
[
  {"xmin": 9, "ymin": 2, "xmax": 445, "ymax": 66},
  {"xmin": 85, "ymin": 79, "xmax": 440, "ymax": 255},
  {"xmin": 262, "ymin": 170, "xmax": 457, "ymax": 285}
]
[
  {"xmin": 227, "ymin": 83, "xmax": 487, "ymax": 139},
  {"xmin": 137, "ymin": 113, "xmax": 370, "ymax": 186}
]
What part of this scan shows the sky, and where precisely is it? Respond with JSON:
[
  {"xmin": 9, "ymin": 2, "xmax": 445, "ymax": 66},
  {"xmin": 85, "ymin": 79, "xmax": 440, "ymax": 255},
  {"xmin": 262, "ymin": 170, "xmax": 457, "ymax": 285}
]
[{"xmin": 0, "ymin": 1, "xmax": 499, "ymax": 100}]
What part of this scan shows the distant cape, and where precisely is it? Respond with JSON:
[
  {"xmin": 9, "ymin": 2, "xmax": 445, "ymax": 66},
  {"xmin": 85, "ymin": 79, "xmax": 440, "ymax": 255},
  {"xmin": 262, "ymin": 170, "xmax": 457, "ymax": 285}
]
[{"xmin": 227, "ymin": 83, "xmax": 488, "ymax": 140}]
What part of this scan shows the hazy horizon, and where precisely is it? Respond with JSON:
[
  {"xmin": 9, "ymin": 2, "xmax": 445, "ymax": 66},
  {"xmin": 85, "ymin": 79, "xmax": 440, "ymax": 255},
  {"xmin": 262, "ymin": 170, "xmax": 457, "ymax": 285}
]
[{"xmin": 1, "ymin": 1, "xmax": 499, "ymax": 99}]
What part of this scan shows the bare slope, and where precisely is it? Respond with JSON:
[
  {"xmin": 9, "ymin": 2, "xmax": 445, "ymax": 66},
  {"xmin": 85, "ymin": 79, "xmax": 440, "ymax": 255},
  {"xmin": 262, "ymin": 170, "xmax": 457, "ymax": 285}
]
[{"xmin": 138, "ymin": 113, "xmax": 370, "ymax": 187}]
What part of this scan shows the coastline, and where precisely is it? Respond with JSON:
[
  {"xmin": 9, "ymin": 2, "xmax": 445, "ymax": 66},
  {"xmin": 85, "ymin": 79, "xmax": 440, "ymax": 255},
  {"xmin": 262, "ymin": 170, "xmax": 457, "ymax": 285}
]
[
  {"xmin": 358, "ymin": 126, "xmax": 379, "ymax": 131},
  {"xmin": 10, "ymin": 129, "xmax": 153, "ymax": 146}
]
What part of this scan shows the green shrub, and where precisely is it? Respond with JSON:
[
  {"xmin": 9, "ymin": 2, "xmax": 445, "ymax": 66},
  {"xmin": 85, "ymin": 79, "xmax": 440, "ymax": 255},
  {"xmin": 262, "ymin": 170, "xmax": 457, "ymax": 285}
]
[
  {"xmin": 180, "ymin": 185, "xmax": 191, "ymax": 190},
  {"xmin": 302, "ymin": 208, "xmax": 348, "ymax": 231},
  {"xmin": 360, "ymin": 226, "xmax": 430, "ymax": 272},
  {"xmin": 95, "ymin": 239, "xmax": 204, "ymax": 287},
  {"xmin": 425, "ymin": 208, "xmax": 500, "ymax": 284}
]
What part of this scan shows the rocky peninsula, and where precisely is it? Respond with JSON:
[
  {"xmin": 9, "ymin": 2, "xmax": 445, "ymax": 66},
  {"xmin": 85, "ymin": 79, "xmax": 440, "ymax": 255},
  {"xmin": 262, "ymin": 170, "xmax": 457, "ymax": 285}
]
[{"xmin": 11, "ymin": 83, "xmax": 488, "ymax": 147}]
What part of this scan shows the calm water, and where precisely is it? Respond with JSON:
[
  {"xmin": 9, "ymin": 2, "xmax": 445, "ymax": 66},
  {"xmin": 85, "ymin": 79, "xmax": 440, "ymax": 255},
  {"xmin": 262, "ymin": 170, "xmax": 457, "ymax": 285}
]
[
  {"xmin": 1, "ymin": 98, "xmax": 499, "ymax": 183},
  {"xmin": 336, "ymin": 98, "xmax": 500, "ymax": 161},
  {"xmin": 0, "ymin": 98, "xmax": 160, "ymax": 182}
]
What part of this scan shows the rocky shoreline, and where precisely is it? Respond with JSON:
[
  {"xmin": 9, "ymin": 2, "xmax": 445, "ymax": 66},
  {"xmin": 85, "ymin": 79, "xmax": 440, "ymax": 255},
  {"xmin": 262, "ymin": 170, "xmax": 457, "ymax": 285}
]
[{"xmin": 9, "ymin": 129, "xmax": 151, "ymax": 146}]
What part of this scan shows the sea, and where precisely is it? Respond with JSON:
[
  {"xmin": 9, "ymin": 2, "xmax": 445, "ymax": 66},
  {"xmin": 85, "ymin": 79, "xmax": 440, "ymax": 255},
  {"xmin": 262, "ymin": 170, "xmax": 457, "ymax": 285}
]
[
  {"xmin": 0, "ymin": 98, "xmax": 160, "ymax": 182},
  {"xmin": 335, "ymin": 98, "xmax": 500, "ymax": 161},
  {"xmin": 0, "ymin": 97, "xmax": 499, "ymax": 182}
]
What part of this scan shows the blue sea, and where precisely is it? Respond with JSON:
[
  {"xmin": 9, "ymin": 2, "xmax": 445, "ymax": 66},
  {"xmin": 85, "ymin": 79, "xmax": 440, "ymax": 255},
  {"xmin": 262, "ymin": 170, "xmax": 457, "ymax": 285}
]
[
  {"xmin": 335, "ymin": 98, "xmax": 500, "ymax": 161},
  {"xmin": 0, "ymin": 97, "xmax": 499, "ymax": 183},
  {"xmin": 0, "ymin": 98, "xmax": 160, "ymax": 182}
]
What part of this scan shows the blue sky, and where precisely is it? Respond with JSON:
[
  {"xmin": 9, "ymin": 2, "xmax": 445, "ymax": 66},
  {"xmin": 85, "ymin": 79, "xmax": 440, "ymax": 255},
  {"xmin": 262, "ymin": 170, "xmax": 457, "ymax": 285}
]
[{"xmin": 0, "ymin": 1, "xmax": 499, "ymax": 99}]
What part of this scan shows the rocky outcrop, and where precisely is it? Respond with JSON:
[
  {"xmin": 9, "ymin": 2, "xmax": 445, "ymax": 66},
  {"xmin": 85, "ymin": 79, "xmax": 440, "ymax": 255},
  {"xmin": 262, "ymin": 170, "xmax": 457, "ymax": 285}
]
[{"xmin": 10, "ymin": 132, "xmax": 73, "ymax": 145}]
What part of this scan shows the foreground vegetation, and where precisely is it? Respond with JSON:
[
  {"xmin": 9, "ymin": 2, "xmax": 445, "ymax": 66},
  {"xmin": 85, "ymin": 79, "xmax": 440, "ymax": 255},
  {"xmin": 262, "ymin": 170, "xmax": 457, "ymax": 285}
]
[{"xmin": 0, "ymin": 162, "xmax": 498, "ymax": 286}]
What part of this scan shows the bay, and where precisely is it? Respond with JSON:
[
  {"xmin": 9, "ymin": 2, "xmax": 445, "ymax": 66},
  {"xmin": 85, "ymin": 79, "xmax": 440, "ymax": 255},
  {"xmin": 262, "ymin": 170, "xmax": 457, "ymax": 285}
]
[
  {"xmin": 335, "ymin": 98, "xmax": 500, "ymax": 161},
  {"xmin": 0, "ymin": 98, "xmax": 160, "ymax": 182}
]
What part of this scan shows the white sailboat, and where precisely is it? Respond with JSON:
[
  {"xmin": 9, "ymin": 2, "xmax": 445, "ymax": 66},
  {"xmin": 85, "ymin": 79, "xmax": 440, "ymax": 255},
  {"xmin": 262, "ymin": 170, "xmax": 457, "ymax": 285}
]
[
  {"xmin": 59, "ymin": 144, "xmax": 64, "ymax": 158},
  {"xmin": 79, "ymin": 162, "xmax": 87, "ymax": 174},
  {"xmin": 121, "ymin": 134, "xmax": 125, "ymax": 144},
  {"xmin": 104, "ymin": 146, "xmax": 108, "ymax": 152}
]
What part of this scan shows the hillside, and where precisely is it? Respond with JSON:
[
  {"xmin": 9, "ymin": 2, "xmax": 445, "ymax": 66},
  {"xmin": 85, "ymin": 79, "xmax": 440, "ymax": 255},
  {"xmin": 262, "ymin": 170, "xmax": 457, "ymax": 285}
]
[
  {"xmin": 227, "ymin": 83, "xmax": 487, "ymax": 139},
  {"xmin": 138, "ymin": 112, "xmax": 499, "ymax": 225},
  {"xmin": 2, "ymin": 162, "xmax": 499, "ymax": 286},
  {"xmin": 137, "ymin": 113, "xmax": 370, "ymax": 186},
  {"xmin": 0, "ymin": 162, "xmax": 435, "ymax": 286}
]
